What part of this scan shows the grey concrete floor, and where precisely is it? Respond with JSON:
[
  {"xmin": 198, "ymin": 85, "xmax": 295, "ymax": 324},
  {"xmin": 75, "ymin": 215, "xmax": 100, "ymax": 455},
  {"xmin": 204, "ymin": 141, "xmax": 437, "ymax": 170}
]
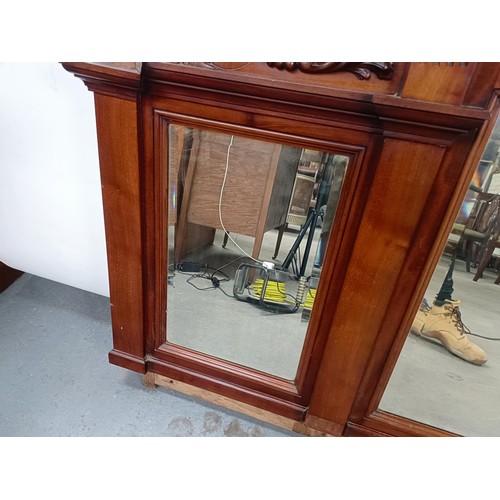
[
  {"xmin": 381, "ymin": 256, "xmax": 500, "ymax": 436},
  {"xmin": 3, "ymin": 231, "xmax": 499, "ymax": 437},
  {"xmin": 0, "ymin": 272, "xmax": 299, "ymax": 437},
  {"xmin": 167, "ymin": 227, "xmax": 317, "ymax": 380}
]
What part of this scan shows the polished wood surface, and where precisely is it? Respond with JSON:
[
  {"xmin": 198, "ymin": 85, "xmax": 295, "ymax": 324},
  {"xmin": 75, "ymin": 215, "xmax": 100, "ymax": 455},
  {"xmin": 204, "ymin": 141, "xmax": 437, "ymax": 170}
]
[
  {"xmin": 64, "ymin": 62, "xmax": 500, "ymax": 437},
  {"xmin": 93, "ymin": 93, "xmax": 146, "ymax": 373},
  {"xmin": 305, "ymin": 136, "xmax": 474, "ymax": 433}
]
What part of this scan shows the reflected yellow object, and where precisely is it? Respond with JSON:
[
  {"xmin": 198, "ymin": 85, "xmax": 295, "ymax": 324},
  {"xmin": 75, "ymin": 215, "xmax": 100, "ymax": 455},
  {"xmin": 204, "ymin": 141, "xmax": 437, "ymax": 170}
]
[
  {"xmin": 303, "ymin": 288, "xmax": 316, "ymax": 310},
  {"xmin": 250, "ymin": 278, "xmax": 289, "ymax": 304}
]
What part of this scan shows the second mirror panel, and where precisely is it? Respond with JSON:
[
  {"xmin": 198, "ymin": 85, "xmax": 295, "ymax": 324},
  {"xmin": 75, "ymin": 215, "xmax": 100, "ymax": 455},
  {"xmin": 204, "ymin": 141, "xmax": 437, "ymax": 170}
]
[
  {"xmin": 381, "ymin": 112, "xmax": 500, "ymax": 436},
  {"xmin": 166, "ymin": 124, "xmax": 348, "ymax": 380}
]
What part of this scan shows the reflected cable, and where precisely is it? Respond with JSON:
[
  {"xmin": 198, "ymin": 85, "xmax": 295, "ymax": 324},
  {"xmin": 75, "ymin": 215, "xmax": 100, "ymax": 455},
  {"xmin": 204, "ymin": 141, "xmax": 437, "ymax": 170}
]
[{"xmin": 218, "ymin": 135, "xmax": 260, "ymax": 264}]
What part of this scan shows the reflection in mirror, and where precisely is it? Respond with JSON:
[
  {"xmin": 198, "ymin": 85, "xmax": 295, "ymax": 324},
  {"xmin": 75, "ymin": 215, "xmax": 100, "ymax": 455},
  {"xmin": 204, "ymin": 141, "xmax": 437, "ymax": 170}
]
[
  {"xmin": 381, "ymin": 113, "xmax": 500, "ymax": 435},
  {"xmin": 166, "ymin": 124, "xmax": 348, "ymax": 380}
]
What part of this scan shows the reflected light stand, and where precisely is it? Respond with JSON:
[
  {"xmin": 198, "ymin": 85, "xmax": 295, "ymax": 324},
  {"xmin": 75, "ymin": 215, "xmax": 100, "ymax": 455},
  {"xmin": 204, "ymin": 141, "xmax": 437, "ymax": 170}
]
[{"xmin": 233, "ymin": 184, "xmax": 325, "ymax": 314}]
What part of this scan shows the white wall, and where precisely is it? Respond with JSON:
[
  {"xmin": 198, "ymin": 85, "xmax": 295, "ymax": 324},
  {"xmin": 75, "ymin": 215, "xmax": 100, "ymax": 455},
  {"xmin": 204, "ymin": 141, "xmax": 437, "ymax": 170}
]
[{"xmin": 0, "ymin": 62, "xmax": 109, "ymax": 296}]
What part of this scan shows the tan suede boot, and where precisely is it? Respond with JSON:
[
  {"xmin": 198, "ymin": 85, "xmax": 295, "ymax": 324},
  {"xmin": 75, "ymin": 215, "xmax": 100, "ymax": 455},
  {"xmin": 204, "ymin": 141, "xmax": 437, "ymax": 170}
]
[{"xmin": 411, "ymin": 299, "xmax": 487, "ymax": 365}]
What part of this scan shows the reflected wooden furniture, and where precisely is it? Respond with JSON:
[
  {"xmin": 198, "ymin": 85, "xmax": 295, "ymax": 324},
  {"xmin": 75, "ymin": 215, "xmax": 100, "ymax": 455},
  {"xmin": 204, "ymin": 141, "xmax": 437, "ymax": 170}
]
[
  {"xmin": 272, "ymin": 149, "xmax": 325, "ymax": 259},
  {"xmin": 475, "ymin": 235, "xmax": 500, "ymax": 284},
  {"xmin": 272, "ymin": 172, "xmax": 316, "ymax": 259},
  {"xmin": 63, "ymin": 62, "xmax": 500, "ymax": 437},
  {"xmin": 471, "ymin": 193, "xmax": 500, "ymax": 282},
  {"xmin": 286, "ymin": 173, "xmax": 317, "ymax": 226},
  {"xmin": 174, "ymin": 128, "xmax": 300, "ymax": 262},
  {"xmin": 452, "ymin": 193, "xmax": 500, "ymax": 274}
]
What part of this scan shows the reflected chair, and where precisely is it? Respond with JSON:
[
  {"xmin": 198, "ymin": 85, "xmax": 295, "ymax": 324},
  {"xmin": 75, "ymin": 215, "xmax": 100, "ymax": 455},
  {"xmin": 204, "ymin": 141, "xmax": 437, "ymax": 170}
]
[
  {"xmin": 453, "ymin": 192, "xmax": 500, "ymax": 278},
  {"xmin": 472, "ymin": 197, "xmax": 500, "ymax": 283}
]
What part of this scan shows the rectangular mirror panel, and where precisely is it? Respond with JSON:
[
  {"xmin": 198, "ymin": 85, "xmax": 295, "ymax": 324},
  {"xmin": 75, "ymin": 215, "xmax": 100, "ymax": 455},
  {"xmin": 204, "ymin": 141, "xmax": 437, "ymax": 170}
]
[
  {"xmin": 166, "ymin": 124, "xmax": 348, "ymax": 380},
  {"xmin": 381, "ymin": 113, "xmax": 500, "ymax": 436}
]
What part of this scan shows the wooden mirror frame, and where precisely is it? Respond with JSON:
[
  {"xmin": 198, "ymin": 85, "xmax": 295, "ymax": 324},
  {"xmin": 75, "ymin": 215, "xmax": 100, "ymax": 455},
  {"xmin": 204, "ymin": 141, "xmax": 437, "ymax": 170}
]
[{"xmin": 63, "ymin": 62, "xmax": 500, "ymax": 436}]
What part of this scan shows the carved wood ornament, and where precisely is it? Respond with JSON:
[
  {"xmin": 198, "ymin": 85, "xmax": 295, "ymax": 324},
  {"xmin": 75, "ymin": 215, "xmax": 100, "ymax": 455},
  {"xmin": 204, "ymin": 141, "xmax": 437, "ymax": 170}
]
[
  {"xmin": 173, "ymin": 62, "xmax": 394, "ymax": 80},
  {"xmin": 266, "ymin": 62, "xmax": 394, "ymax": 80}
]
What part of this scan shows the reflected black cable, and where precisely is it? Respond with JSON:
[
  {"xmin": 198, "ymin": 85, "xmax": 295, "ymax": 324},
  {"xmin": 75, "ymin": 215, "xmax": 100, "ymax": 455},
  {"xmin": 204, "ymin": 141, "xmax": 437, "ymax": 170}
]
[
  {"xmin": 209, "ymin": 255, "xmax": 250, "ymax": 280},
  {"xmin": 467, "ymin": 332, "xmax": 500, "ymax": 341},
  {"xmin": 419, "ymin": 297, "xmax": 500, "ymax": 341},
  {"xmin": 206, "ymin": 266, "xmax": 230, "ymax": 282},
  {"xmin": 186, "ymin": 273, "xmax": 215, "ymax": 291},
  {"xmin": 174, "ymin": 256, "xmax": 251, "ymax": 299},
  {"xmin": 186, "ymin": 268, "xmax": 234, "ymax": 298},
  {"xmin": 456, "ymin": 303, "xmax": 500, "ymax": 341}
]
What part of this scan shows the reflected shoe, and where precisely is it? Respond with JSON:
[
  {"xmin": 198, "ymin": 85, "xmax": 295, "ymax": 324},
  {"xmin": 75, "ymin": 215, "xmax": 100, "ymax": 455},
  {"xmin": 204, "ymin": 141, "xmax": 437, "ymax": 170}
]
[{"xmin": 410, "ymin": 299, "xmax": 487, "ymax": 365}]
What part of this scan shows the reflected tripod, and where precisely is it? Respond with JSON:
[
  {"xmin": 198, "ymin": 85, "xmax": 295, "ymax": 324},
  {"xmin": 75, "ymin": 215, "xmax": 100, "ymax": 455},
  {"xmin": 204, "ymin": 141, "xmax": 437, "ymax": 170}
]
[{"xmin": 280, "ymin": 176, "xmax": 328, "ymax": 279}]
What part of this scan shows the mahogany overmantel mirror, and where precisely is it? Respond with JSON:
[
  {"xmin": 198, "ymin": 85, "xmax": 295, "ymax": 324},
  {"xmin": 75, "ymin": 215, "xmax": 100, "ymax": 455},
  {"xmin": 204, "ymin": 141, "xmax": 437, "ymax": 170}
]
[{"xmin": 63, "ymin": 62, "xmax": 500, "ymax": 436}]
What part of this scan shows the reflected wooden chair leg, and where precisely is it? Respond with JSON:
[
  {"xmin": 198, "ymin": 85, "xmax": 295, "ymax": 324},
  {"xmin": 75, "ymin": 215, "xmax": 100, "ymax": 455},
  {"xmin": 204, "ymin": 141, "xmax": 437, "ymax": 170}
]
[
  {"xmin": 465, "ymin": 241, "xmax": 476, "ymax": 273},
  {"xmin": 222, "ymin": 232, "xmax": 229, "ymax": 248},
  {"xmin": 473, "ymin": 238, "xmax": 496, "ymax": 282}
]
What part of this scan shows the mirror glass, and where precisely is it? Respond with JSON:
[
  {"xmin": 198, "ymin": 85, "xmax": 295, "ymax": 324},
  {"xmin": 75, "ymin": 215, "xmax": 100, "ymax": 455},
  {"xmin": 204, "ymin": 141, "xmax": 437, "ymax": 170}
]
[
  {"xmin": 166, "ymin": 124, "xmax": 348, "ymax": 380},
  {"xmin": 381, "ymin": 112, "xmax": 500, "ymax": 436}
]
